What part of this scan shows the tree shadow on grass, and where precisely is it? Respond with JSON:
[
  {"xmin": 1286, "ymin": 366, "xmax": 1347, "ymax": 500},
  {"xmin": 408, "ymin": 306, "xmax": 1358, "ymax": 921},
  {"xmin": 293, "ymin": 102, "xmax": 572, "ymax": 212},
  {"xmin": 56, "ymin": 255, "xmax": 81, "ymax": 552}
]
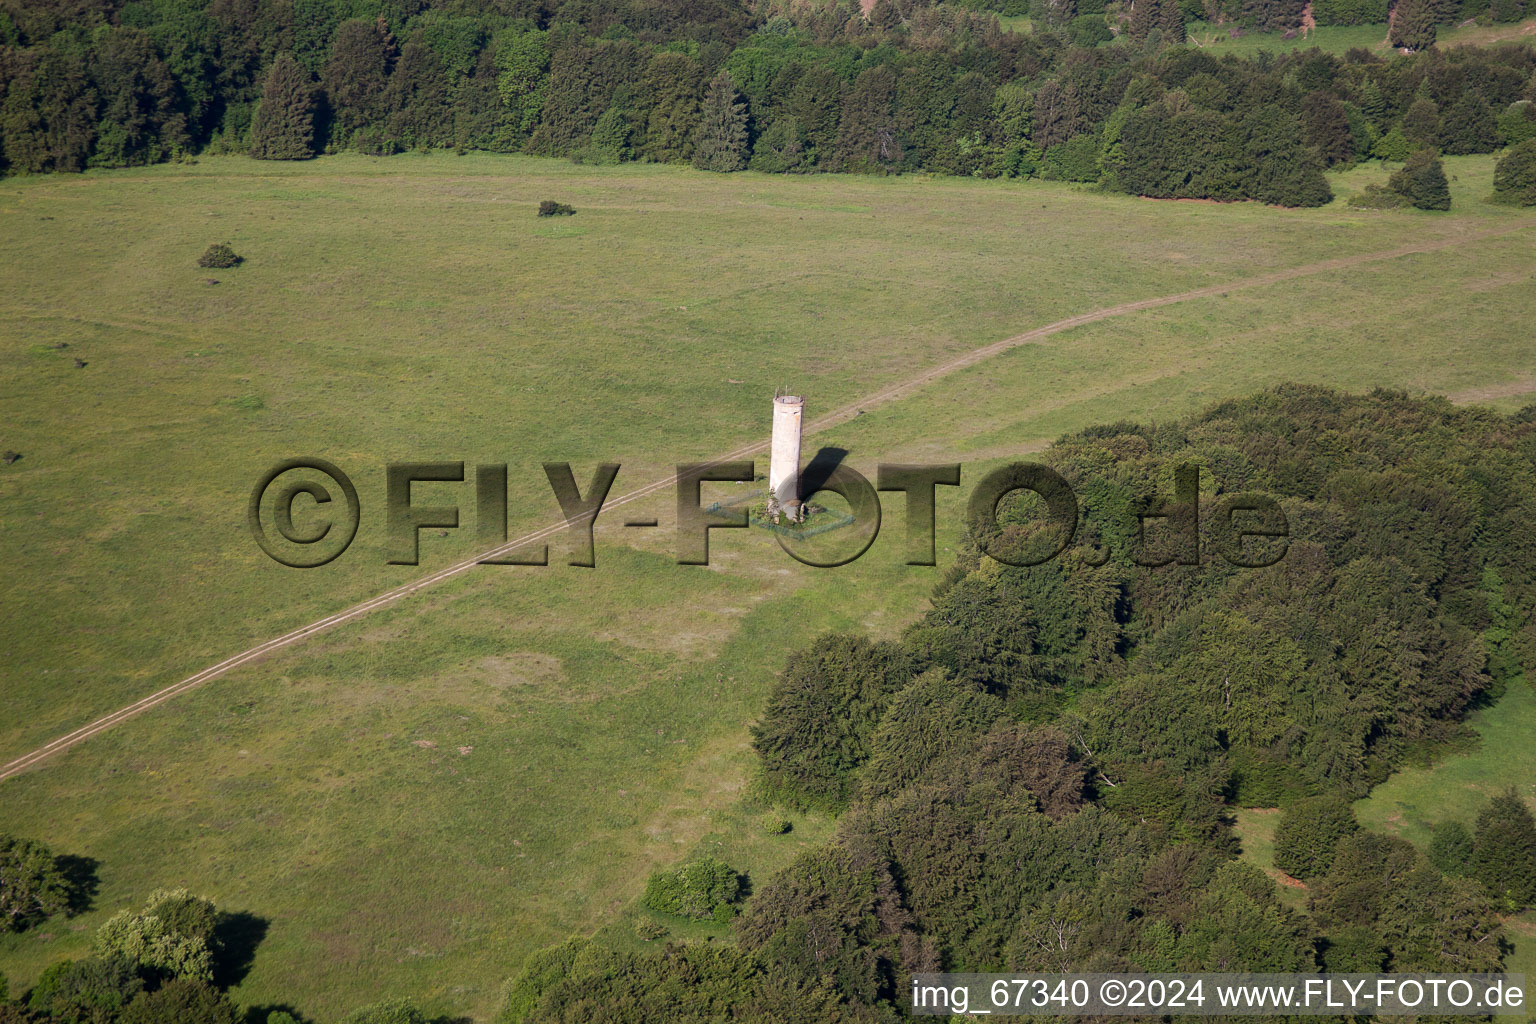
[
  {"xmin": 55, "ymin": 853, "xmax": 100, "ymax": 916},
  {"xmin": 213, "ymin": 910, "xmax": 270, "ymax": 989}
]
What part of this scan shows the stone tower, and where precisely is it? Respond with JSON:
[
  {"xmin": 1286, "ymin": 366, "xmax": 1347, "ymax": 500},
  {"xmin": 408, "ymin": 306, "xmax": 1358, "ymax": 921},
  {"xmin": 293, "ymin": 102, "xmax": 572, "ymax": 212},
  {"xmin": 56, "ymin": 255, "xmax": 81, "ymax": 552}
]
[{"xmin": 769, "ymin": 395, "xmax": 803, "ymax": 519}]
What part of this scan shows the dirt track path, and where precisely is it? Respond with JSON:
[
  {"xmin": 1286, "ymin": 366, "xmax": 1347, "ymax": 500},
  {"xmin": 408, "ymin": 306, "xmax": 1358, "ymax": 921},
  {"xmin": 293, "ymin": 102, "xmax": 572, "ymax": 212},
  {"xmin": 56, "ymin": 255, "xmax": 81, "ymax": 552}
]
[{"xmin": 1, "ymin": 222, "xmax": 1527, "ymax": 784}]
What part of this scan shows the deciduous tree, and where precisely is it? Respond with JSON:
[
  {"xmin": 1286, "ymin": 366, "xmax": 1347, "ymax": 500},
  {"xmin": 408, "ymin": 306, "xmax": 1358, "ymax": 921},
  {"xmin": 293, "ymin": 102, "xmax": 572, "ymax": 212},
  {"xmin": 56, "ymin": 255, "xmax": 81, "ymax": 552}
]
[{"xmin": 0, "ymin": 834, "xmax": 69, "ymax": 932}]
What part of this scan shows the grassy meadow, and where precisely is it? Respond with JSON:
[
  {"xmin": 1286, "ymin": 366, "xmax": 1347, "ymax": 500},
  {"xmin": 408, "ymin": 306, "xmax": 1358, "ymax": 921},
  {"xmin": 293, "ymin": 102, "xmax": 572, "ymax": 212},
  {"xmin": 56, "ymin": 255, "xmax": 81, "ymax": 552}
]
[
  {"xmin": 1182, "ymin": 14, "xmax": 1536, "ymax": 55},
  {"xmin": 1, "ymin": 151, "xmax": 1535, "ymax": 1020}
]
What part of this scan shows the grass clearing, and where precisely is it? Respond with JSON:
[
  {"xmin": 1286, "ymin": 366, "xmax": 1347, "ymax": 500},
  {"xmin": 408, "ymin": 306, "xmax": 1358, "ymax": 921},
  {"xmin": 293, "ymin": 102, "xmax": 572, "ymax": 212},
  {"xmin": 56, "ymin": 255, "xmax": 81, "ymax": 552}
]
[
  {"xmin": 1, "ymin": 151, "xmax": 1534, "ymax": 1020},
  {"xmin": 1355, "ymin": 679, "xmax": 1536, "ymax": 1017},
  {"xmin": 1185, "ymin": 15, "xmax": 1536, "ymax": 55},
  {"xmin": 1233, "ymin": 808, "xmax": 1310, "ymax": 911}
]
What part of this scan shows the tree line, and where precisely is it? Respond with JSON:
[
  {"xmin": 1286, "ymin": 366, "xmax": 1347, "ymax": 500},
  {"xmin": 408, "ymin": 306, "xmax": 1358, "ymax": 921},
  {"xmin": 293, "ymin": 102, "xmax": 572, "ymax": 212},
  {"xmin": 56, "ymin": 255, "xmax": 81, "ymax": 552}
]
[{"xmin": 2, "ymin": 0, "xmax": 1536, "ymax": 205}]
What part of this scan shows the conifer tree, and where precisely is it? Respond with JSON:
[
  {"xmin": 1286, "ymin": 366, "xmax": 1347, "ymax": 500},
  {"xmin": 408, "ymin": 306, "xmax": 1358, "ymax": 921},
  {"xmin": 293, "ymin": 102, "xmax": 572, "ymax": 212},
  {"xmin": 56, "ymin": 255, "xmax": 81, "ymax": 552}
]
[
  {"xmin": 1402, "ymin": 97, "xmax": 1441, "ymax": 147},
  {"xmin": 1130, "ymin": 0, "xmax": 1160, "ymax": 41},
  {"xmin": 1160, "ymin": 0, "xmax": 1188, "ymax": 42},
  {"xmin": 250, "ymin": 53, "xmax": 318, "ymax": 159},
  {"xmin": 1439, "ymin": 91, "xmax": 1499, "ymax": 154},
  {"xmin": 1357, "ymin": 79, "xmax": 1388, "ymax": 129},
  {"xmin": 1388, "ymin": 147, "xmax": 1450, "ymax": 208},
  {"xmin": 1429, "ymin": 820, "xmax": 1474, "ymax": 876},
  {"xmin": 1274, "ymin": 796, "xmax": 1358, "ymax": 880},
  {"xmin": 1303, "ymin": 90, "xmax": 1354, "ymax": 164},
  {"xmin": 1491, "ymin": 139, "xmax": 1536, "ymax": 205},
  {"xmin": 1471, "ymin": 789, "xmax": 1536, "ymax": 908},
  {"xmin": 1389, "ymin": 0, "xmax": 1436, "ymax": 51},
  {"xmin": 324, "ymin": 19, "xmax": 392, "ymax": 140},
  {"xmin": 833, "ymin": 65, "xmax": 901, "ymax": 173},
  {"xmin": 692, "ymin": 71, "xmax": 747, "ymax": 172}
]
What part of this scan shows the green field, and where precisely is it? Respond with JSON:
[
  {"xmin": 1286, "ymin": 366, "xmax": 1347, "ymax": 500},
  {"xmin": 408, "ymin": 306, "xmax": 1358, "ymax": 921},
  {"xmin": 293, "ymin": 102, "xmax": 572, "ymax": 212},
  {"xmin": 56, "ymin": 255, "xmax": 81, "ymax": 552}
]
[
  {"xmin": 2, "ymin": 151, "xmax": 1535, "ymax": 1020},
  {"xmin": 1003, "ymin": 10, "xmax": 1536, "ymax": 55},
  {"xmin": 1184, "ymin": 15, "xmax": 1536, "ymax": 55}
]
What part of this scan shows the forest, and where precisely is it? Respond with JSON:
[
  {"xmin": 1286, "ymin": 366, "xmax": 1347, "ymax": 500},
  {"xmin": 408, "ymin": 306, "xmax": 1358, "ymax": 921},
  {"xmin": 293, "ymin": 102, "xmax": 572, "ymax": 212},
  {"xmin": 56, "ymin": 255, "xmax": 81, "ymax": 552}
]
[
  {"xmin": 490, "ymin": 385, "xmax": 1536, "ymax": 1020},
  {"xmin": 3, "ymin": 0, "xmax": 1536, "ymax": 204}
]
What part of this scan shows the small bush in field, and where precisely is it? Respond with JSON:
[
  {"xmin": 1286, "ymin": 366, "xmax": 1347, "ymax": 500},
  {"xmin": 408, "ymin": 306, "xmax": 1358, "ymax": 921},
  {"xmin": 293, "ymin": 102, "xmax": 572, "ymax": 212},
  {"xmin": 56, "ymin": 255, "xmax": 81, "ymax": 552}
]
[
  {"xmin": 197, "ymin": 243, "xmax": 243, "ymax": 269},
  {"xmin": 641, "ymin": 857, "xmax": 744, "ymax": 920},
  {"xmin": 537, "ymin": 201, "xmax": 576, "ymax": 217},
  {"xmin": 634, "ymin": 919, "xmax": 667, "ymax": 942},
  {"xmin": 760, "ymin": 814, "xmax": 791, "ymax": 835}
]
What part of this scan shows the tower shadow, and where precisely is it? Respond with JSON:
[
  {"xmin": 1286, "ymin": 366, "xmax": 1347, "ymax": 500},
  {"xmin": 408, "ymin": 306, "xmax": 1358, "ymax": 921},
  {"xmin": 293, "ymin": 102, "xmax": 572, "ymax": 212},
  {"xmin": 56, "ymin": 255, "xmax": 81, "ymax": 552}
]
[{"xmin": 799, "ymin": 446, "xmax": 850, "ymax": 497}]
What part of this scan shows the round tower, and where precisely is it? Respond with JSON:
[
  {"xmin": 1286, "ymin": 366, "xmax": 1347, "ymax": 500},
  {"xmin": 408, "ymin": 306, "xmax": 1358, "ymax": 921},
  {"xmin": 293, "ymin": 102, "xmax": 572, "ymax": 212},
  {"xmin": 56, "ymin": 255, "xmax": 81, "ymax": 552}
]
[{"xmin": 769, "ymin": 395, "xmax": 804, "ymax": 516}]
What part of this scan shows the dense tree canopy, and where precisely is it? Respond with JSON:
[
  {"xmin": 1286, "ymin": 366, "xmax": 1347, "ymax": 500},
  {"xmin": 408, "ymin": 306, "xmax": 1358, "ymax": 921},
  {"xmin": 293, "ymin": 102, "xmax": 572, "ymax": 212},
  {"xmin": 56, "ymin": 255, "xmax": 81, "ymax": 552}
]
[
  {"xmin": 1274, "ymin": 797, "xmax": 1358, "ymax": 880},
  {"xmin": 3, "ymin": 0, "xmax": 1534, "ymax": 204}
]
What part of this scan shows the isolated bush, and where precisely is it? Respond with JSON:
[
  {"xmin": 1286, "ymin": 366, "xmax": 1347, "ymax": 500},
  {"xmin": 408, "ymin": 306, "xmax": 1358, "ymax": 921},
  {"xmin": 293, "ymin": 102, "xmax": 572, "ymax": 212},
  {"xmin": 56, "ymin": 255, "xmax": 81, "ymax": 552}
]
[
  {"xmin": 1429, "ymin": 820, "xmax": 1474, "ymax": 876},
  {"xmin": 634, "ymin": 919, "xmax": 668, "ymax": 941},
  {"xmin": 1388, "ymin": 149, "xmax": 1451, "ymax": 209},
  {"xmin": 197, "ymin": 243, "xmax": 243, "ymax": 269},
  {"xmin": 760, "ymin": 815, "xmax": 792, "ymax": 835},
  {"xmin": 641, "ymin": 857, "xmax": 745, "ymax": 921},
  {"xmin": 1274, "ymin": 796, "xmax": 1358, "ymax": 879},
  {"xmin": 1352, "ymin": 183, "xmax": 1410, "ymax": 207},
  {"xmin": 27, "ymin": 956, "xmax": 143, "ymax": 1021},
  {"xmin": 0, "ymin": 835, "xmax": 70, "ymax": 932},
  {"xmin": 121, "ymin": 979, "xmax": 239, "ymax": 1024},
  {"xmin": 341, "ymin": 1000, "xmax": 428, "ymax": 1024},
  {"xmin": 1491, "ymin": 139, "xmax": 1536, "ymax": 205},
  {"xmin": 537, "ymin": 201, "xmax": 575, "ymax": 217},
  {"xmin": 1471, "ymin": 788, "xmax": 1536, "ymax": 908}
]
